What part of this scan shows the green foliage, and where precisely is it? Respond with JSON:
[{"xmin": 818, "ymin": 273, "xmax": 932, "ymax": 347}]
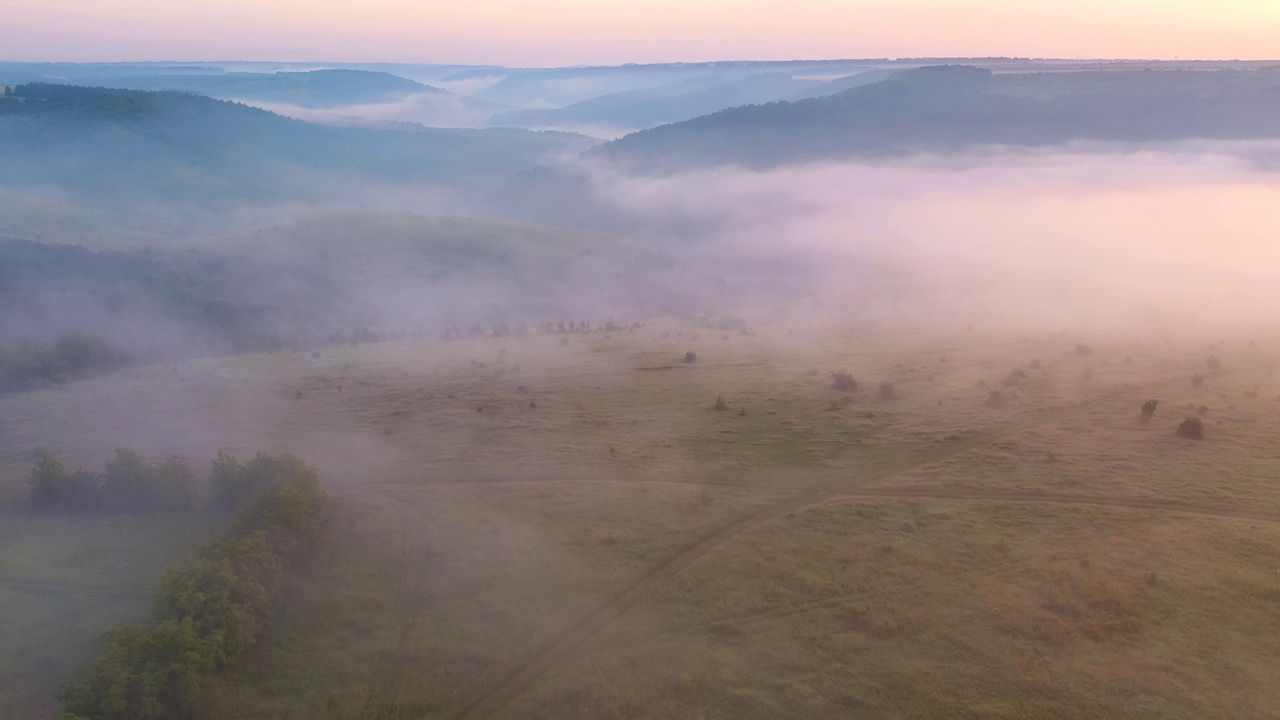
[
  {"xmin": 231, "ymin": 458, "xmax": 327, "ymax": 554},
  {"xmin": 57, "ymin": 451, "xmax": 328, "ymax": 720},
  {"xmin": 152, "ymin": 533, "xmax": 284, "ymax": 664},
  {"xmin": 101, "ymin": 449, "xmax": 197, "ymax": 513},
  {"xmin": 207, "ymin": 451, "xmax": 245, "ymax": 511},
  {"xmin": 27, "ymin": 453, "xmax": 101, "ymax": 512},
  {"xmin": 58, "ymin": 619, "xmax": 220, "ymax": 720},
  {"xmin": 0, "ymin": 333, "xmax": 124, "ymax": 394}
]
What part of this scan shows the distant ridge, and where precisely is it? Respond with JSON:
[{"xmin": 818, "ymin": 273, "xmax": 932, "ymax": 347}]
[{"xmin": 598, "ymin": 64, "xmax": 1280, "ymax": 171}]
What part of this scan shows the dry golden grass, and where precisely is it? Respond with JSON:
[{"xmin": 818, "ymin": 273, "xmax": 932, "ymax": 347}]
[{"xmin": 3, "ymin": 319, "xmax": 1279, "ymax": 719}]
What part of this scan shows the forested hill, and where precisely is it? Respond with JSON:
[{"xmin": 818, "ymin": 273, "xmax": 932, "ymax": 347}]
[
  {"xmin": 57, "ymin": 69, "xmax": 437, "ymax": 108},
  {"xmin": 598, "ymin": 65, "xmax": 1280, "ymax": 171},
  {"xmin": 0, "ymin": 84, "xmax": 586, "ymax": 208}
]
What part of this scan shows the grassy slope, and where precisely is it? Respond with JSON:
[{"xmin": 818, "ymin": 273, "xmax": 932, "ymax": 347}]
[{"xmin": 2, "ymin": 318, "xmax": 1279, "ymax": 718}]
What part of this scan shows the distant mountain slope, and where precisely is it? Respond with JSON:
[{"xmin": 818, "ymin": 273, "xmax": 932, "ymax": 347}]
[
  {"xmin": 789, "ymin": 69, "xmax": 902, "ymax": 100},
  {"xmin": 65, "ymin": 69, "xmax": 433, "ymax": 107},
  {"xmin": 491, "ymin": 72, "xmax": 828, "ymax": 133},
  {"xmin": 59, "ymin": 69, "xmax": 508, "ymax": 128},
  {"xmin": 441, "ymin": 61, "xmax": 888, "ymax": 109},
  {"xmin": 0, "ymin": 84, "xmax": 587, "ymax": 208},
  {"xmin": 599, "ymin": 65, "xmax": 1280, "ymax": 171}
]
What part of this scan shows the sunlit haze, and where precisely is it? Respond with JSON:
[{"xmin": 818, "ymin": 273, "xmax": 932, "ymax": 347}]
[{"xmin": 8, "ymin": 0, "xmax": 1280, "ymax": 64}]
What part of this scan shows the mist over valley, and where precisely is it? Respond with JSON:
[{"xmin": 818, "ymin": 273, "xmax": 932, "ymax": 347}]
[{"xmin": 3, "ymin": 30, "xmax": 1280, "ymax": 720}]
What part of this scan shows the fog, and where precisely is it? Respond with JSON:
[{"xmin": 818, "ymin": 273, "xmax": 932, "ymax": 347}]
[
  {"xmin": 240, "ymin": 92, "xmax": 499, "ymax": 129},
  {"xmin": 537, "ymin": 141, "xmax": 1280, "ymax": 333}
]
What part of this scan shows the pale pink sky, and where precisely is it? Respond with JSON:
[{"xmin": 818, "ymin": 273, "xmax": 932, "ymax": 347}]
[{"xmin": 6, "ymin": 0, "xmax": 1279, "ymax": 65}]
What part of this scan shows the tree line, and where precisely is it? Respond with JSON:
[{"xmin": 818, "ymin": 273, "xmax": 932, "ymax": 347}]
[{"xmin": 42, "ymin": 451, "xmax": 329, "ymax": 720}]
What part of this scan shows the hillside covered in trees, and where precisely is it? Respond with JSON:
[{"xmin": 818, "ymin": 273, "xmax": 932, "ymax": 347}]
[
  {"xmin": 0, "ymin": 83, "xmax": 585, "ymax": 208},
  {"xmin": 599, "ymin": 65, "xmax": 1280, "ymax": 170}
]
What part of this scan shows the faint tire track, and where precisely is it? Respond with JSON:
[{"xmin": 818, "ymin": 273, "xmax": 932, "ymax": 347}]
[
  {"xmin": 358, "ymin": 493, "xmax": 431, "ymax": 720},
  {"xmin": 450, "ymin": 369, "xmax": 1232, "ymax": 719}
]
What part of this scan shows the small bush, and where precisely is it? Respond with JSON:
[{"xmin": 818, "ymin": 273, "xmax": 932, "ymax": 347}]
[
  {"xmin": 1028, "ymin": 359, "xmax": 1042, "ymax": 370},
  {"xmin": 1191, "ymin": 373, "xmax": 1205, "ymax": 388},
  {"xmin": 1177, "ymin": 417, "xmax": 1205, "ymax": 440},
  {"xmin": 985, "ymin": 389, "xmax": 1007, "ymax": 408},
  {"xmin": 877, "ymin": 382, "xmax": 897, "ymax": 400},
  {"xmin": 1206, "ymin": 356, "xmax": 1222, "ymax": 371},
  {"xmin": 683, "ymin": 351, "xmax": 697, "ymax": 363},
  {"xmin": 1002, "ymin": 368, "xmax": 1027, "ymax": 386},
  {"xmin": 831, "ymin": 371, "xmax": 857, "ymax": 393},
  {"xmin": 1075, "ymin": 342, "xmax": 1094, "ymax": 356},
  {"xmin": 714, "ymin": 394, "xmax": 727, "ymax": 411},
  {"xmin": 1139, "ymin": 399, "xmax": 1159, "ymax": 424}
]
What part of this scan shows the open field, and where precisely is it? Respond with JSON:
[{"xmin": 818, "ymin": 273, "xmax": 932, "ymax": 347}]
[{"xmin": 2, "ymin": 317, "xmax": 1279, "ymax": 718}]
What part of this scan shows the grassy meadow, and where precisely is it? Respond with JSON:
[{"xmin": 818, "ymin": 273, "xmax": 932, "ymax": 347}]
[{"xmin": 2, "ymin": 316, "xmax": 1279, "ymax": 719}]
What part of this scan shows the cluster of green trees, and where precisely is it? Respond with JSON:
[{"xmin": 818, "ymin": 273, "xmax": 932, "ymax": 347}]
[
  {"xmin": 0, "ymin": 333, "xmax": 125, "ymax": 394},
  {"xmin": 53, "ymin": 452, "xmax": 328, "ymax": 720},
  {"xmin": 28, "ymin": 449, "xmax": 197, "ymax": 513}
]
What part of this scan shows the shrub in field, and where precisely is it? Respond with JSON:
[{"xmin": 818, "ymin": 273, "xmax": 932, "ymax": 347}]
[
  {"xmin": 1206, "ymin": 356, "xmax": 1222, "ymax": 371},
  {"xmin": 714, "ymin": 394, "xmax": 728, "ymax": 411},
  {"xmin": 1139, "ymin": 399, "xmax": 1158, "ymax": 424},
  {"xmin": 1075, "ymin": 342, "xmax": 1094, "ymax": 356},
  {"xmin": 1191, "ymin": 373, "xmax": 1205, "ymax": 388},
  {"xmin": 877, "ymin": 382, "xmax": 897, "ymax": 400},
  {"xmin": 684, "ymin": 350, "xmax": 697, "ymax": 363},
  {"xmin": 1177, "ymin": 417, "xmax": 1205, "ymax": 440},
  {"xmin": 986, "ymin": 389, "xmax": 1007, "ymax": 408},
  {"xmin": 831, "ymin": 371, "xmax": 858, "ymax": 393}
]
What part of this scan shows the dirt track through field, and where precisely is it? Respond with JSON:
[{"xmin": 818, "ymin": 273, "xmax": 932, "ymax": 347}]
[{"xmin": 448, "ymin": 368, "xmax": 1239, "ymax": 719}]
